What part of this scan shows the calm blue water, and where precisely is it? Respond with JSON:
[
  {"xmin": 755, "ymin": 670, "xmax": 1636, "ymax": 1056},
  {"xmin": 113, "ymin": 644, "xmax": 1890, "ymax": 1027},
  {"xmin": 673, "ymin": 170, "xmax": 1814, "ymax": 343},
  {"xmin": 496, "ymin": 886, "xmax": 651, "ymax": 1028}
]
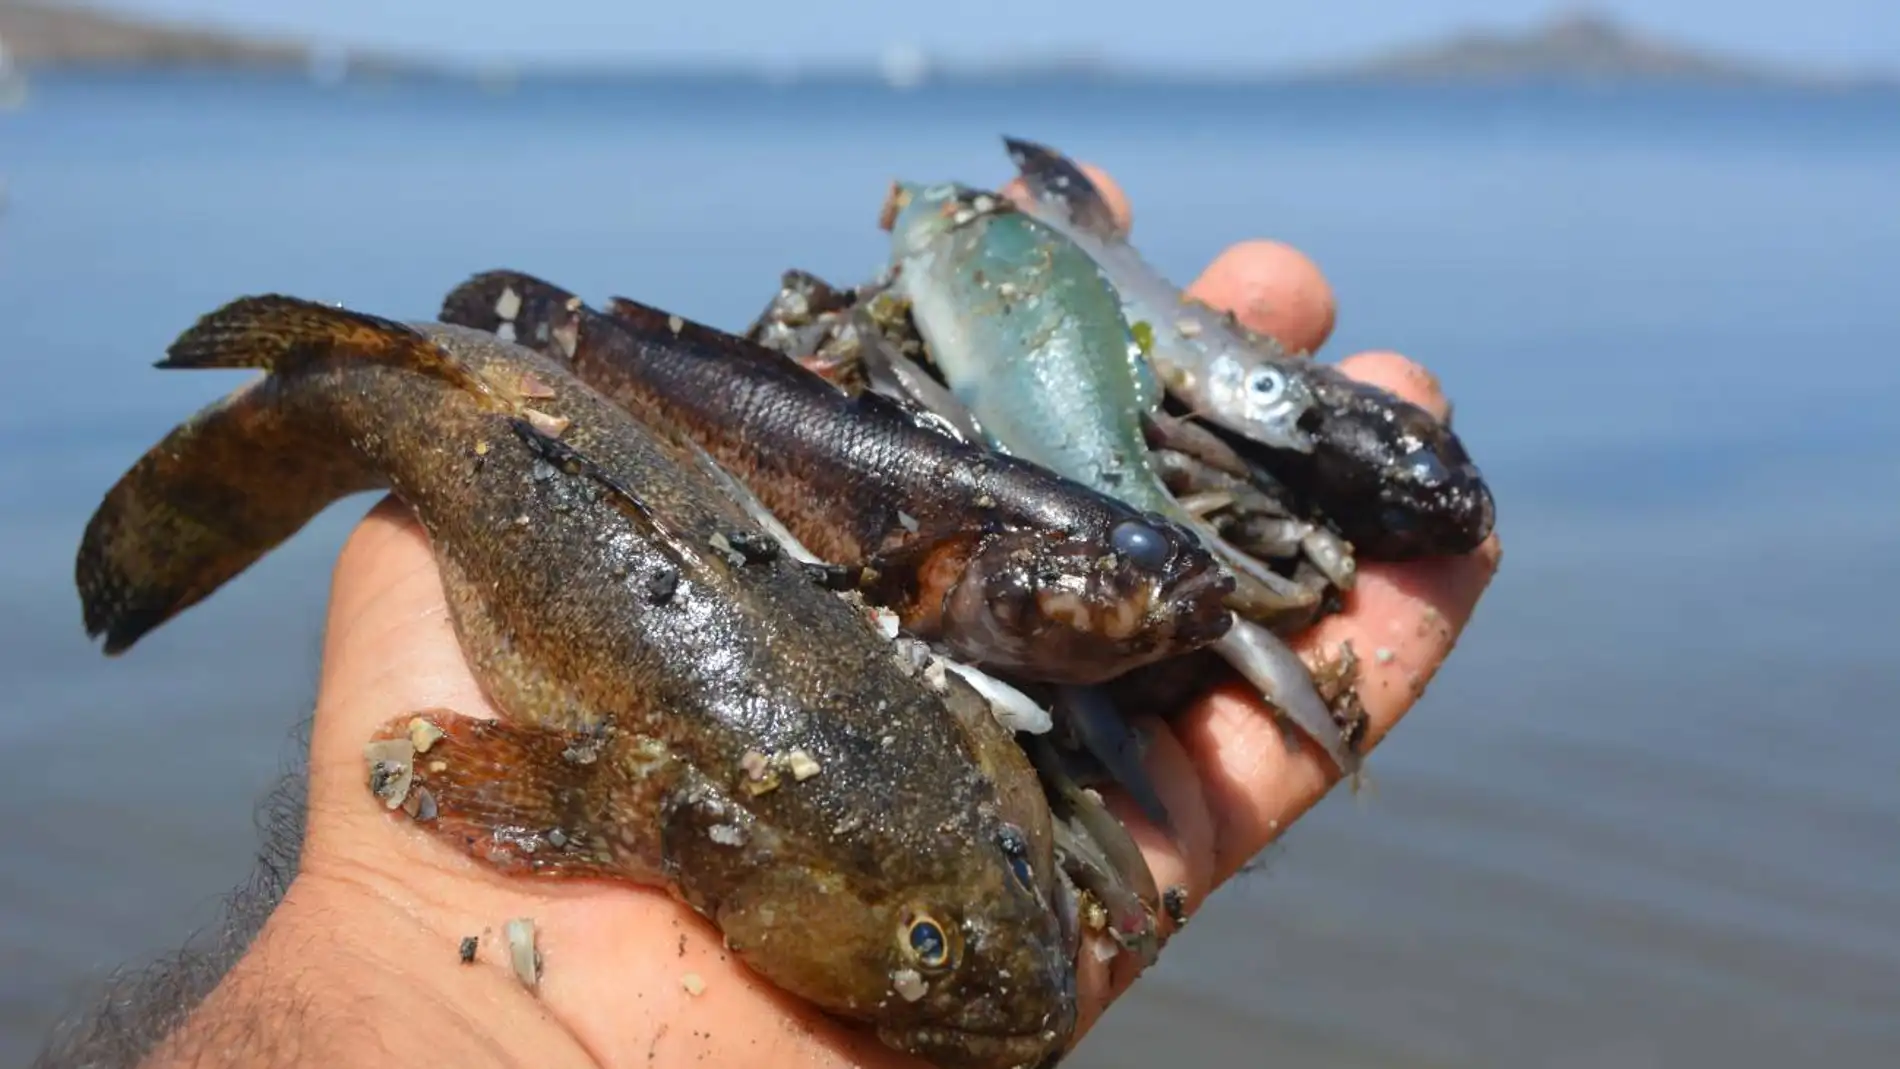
[{"xmin": 2, "ymin": 73, "xmax": 1897, "ymax": 1067}]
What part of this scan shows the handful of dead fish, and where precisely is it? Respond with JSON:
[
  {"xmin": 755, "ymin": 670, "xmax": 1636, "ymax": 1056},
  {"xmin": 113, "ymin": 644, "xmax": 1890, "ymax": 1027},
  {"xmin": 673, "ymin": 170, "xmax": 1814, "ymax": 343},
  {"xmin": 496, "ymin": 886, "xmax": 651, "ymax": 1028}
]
[{"xmin": 74, "ymin": 136, "xmax": 1492, "ymax": 1069}]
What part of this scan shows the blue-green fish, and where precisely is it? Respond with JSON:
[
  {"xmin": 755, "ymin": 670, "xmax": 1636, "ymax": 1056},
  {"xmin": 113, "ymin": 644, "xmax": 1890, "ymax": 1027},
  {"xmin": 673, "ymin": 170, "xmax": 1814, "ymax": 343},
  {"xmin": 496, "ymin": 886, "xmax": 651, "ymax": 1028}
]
[{"xmin": 883, "ymin": 181, "xmax": 1360, "ymax": 777}]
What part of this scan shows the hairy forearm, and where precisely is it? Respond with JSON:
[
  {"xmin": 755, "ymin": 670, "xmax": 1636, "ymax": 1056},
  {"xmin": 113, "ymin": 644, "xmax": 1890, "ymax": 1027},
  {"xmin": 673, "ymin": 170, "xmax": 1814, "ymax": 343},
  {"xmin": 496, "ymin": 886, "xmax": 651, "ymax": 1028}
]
[
  {"xmin": 141, "ymin": 878, "xmax": 592, "ymax": 1069},
  {"xmin": 36, "ymin": 772, "xmax": 593, "ymax": 1069},
  {"xmin": 35, "ymin": 776, "xmax": 303, "ymax": 1069}
]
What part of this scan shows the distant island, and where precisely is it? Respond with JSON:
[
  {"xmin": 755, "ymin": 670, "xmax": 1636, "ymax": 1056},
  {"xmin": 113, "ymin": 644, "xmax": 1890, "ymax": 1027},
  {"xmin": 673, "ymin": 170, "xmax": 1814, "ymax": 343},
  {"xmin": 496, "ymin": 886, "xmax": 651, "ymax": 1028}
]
[
  {"xmin": 0, "ymin": 1, "xmax": 1891, "ymax": 91},
  {"xmin": 0, "ymin": 0, "xmax": 404, "ymax": 75},
  {"xmin": 1300, "ymin": 11, "xmax": 1888, "ymax": 88}
]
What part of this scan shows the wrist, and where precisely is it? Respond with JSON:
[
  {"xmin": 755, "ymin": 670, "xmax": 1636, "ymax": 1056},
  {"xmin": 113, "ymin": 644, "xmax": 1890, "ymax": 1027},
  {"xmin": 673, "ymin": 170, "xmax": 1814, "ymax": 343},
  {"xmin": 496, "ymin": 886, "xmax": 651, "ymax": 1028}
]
[{"xmin": 143, "ymin": 870, "xmax": 598, "ymax": 1069}]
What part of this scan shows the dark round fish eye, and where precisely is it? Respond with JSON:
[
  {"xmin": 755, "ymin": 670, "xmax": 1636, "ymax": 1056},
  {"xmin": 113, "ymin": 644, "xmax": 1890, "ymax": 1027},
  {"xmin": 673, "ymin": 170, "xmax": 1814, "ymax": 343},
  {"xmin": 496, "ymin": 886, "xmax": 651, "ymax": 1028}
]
[
  {"xmin": 1110, "ymin": 520, "xmax": 1171, "ymax": 570},
  {"xmin": 907, "ymin": 918, "xmax": 950, "ymax": 968},
  {"xmin": 1246, "ymin": 367, "xmax": 1286, "ymax": 402}
]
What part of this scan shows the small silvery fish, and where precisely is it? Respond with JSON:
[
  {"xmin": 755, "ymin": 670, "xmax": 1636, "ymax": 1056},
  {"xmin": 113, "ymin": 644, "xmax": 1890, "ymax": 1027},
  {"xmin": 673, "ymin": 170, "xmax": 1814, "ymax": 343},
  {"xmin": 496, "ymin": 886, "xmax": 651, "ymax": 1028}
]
[{"xmin": 1001, "ymin": 136, "xmax": 1317, "ymax": 456}]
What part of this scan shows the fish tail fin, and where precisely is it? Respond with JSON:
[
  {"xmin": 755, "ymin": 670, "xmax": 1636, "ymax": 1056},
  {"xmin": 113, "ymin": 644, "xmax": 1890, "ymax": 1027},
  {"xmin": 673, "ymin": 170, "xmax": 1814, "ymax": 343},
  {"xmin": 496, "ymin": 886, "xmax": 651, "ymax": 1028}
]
[
  {"xmin": 439, "ymin": 270, "xmax": 585, "ymax": 361},
  {"xmin": 76, "ymin": 382, "xmax": 383, "ymax": 654},
  {"xmin": 365, "ymin": 710, "xmax": 669, "ymax": 884},
  {"xmin": 160, "ymin": 294, "xmax": 497, "ymax": 400},
  {"xmin": 78, "ymin": 294, "xmax": 486, "ymax": 655},
  {"xmin": 1001, "ymin": 136, "xmax": 1126, "ymax": 240}
]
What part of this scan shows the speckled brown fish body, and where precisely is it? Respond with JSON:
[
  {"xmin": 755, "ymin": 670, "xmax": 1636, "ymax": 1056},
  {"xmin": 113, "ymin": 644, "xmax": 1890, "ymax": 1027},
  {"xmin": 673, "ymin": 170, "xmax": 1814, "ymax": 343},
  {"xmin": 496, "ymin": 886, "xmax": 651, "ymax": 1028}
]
[
  {"xmin": 74, "ymin": 296, "xmax": 1075, "ymax": 1069},
  {"xmin": 438, "ymin": 270, "xmax": 1234, "ymax": 688}
]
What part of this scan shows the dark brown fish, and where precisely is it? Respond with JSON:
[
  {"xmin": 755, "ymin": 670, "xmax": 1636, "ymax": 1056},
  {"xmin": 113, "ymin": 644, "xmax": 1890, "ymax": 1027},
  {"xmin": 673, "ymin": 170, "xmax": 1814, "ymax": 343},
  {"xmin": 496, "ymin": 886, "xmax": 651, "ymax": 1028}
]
[
  {"xmin": 438, "ymin": 270, "xmax": 1235, "ymax": 688},
  {"xmin": 75, "ymin": 296, "xmax": 1076, "ymax": 1069}
]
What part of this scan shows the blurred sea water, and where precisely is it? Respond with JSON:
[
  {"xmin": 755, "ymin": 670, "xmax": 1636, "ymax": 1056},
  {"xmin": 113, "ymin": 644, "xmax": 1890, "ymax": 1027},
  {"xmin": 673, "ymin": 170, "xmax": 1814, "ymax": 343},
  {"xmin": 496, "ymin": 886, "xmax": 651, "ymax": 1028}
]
[{"xmin": 1, "ymin": 72, "xmax": 1897, "ymax": 1067}]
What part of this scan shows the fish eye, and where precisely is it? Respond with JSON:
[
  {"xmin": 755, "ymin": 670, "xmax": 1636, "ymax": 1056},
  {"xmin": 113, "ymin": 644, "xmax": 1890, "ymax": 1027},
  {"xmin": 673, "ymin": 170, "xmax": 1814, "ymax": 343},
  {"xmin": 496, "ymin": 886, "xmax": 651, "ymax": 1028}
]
[
  {"xmin": 902, "ymin": 913, "xmax": 957, "ymax": 972},
  {"xmin": 1109, "ymin": 520, "xmax": 1171, "ymax": 571},
  {"xmin": 1246, "ymin": 367, "xmax": 1287, "ymax": 404},
  {"xmin": 997, "ymin": 825, "xmax": 1035, "ymax": 890}
]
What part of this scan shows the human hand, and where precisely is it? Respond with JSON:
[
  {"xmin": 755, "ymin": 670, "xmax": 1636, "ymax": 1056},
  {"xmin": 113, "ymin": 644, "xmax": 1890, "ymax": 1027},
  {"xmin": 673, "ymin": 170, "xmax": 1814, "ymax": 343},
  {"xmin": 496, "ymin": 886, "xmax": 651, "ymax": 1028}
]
[{"xmin": 149, "ymin": 163, "xmax": 1500, "ymax": 1069}]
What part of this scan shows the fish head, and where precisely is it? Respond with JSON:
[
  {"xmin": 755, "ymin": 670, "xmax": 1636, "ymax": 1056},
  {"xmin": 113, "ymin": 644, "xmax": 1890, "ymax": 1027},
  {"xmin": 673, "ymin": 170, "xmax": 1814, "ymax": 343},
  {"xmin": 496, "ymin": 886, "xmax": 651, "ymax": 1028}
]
[
  {"xmin": 881, "ymin": 180, "xmax": 1016, "ymax": 259},
  {"xmin": 711, "ymin": 803, "xmax": 1076, "ymax": 1069},
  {"xmin": 1307, "ymin": 377, "xmax": 1496, "ymax": 559},
  {"xmin": 1203, "ymin": 351, "xmax": 1320, "ymax": 454},
  {"xmin": 939, "ymin": 513, "xmax": 1236, "ymax": 685}
]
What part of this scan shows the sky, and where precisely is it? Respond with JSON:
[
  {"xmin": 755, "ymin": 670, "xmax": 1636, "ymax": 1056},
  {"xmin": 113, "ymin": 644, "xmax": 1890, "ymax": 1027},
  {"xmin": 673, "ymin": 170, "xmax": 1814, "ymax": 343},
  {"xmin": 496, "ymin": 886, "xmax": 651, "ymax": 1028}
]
[{"xmin": 76, "ymin": 1, "xmax": 1900, "ymax": 73}]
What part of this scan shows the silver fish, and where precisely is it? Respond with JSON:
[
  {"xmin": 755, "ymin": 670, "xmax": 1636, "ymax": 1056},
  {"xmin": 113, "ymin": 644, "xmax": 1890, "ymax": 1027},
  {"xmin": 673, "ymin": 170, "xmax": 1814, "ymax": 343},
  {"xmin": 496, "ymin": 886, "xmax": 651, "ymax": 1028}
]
[{"xmin": 1002, "ymin": 135, "xmax": 1317, "ymax": 455}]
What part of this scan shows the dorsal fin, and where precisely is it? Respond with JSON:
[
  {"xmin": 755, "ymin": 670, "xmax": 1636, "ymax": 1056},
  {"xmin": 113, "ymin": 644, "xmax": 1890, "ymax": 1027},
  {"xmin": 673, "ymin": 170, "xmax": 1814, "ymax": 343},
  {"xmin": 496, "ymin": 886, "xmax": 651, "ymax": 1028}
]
[
  {"xmin": 439, "ymin": 269, "xmax": 590, "ymax": 364},
  {"xmin": 160, "ymin": 294, "xmax": 500, "ymax": 402}
]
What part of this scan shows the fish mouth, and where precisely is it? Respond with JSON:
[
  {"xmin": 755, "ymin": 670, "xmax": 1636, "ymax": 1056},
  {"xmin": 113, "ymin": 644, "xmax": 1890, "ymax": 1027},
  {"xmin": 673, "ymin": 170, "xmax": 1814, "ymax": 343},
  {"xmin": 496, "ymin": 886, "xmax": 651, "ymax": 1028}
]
[
  {"xmin": 1157, "ymin": 558, "xmax": 1240, "ymax": 646},
  {"xmin": 1004, "ymin": 562, "xmax": 1232, "ymax": 684}
]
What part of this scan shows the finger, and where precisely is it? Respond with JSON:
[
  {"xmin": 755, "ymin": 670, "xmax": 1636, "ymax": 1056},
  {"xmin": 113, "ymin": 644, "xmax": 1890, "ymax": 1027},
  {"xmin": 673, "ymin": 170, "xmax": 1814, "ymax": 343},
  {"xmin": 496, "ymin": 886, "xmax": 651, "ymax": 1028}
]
[
  {"xmin": 1102, "ymin": 718, "xmax": 1215, "ymax": 962},
  {"xmin": 1053, "ymin": 714, "xmax": 1212, "ymax": 1044},
  {"xmin": 998, "ymin": 161, "xmax": 1135, "ymax": 235},
  {"xmin": 1337, "ymin": 349, "xmax": 1451, "ymax": 422},
  {"xmin": 304, "ymin": 497, "xmax": 493, "ymax": 857},
  {"xmin": 1186, "ymin": 241, "xmax": 1338, "ymax": 355}
]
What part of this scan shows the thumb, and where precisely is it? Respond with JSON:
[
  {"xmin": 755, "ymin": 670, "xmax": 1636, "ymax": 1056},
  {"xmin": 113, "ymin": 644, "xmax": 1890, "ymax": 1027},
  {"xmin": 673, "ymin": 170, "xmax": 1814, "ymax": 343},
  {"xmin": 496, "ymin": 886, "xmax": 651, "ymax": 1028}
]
[{"xmin": 302, "ymin": 495, "xmax": 495, "ymax": 861}]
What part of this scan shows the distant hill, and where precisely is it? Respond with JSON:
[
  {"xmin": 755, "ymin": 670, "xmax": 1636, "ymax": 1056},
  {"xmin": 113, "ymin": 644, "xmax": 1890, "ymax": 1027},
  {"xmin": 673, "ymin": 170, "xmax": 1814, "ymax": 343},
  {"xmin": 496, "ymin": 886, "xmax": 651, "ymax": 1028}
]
[
  {"xmin": 0, "ymin": 0, "xmax": 408, "ymax": 74},
  {"xmin": 1308, "ymin": 10, "xmax": 1887, "ymax": 88}
]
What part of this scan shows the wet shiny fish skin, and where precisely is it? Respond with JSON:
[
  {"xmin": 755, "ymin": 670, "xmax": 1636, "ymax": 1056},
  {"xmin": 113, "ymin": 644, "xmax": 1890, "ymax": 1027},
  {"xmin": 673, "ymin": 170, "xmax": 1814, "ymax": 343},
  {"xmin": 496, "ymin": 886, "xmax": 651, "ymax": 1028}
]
[
  {"xmin": 449, "ymin": 271, "xmax": 1229, "ymax": 834},
  {"xmin": 439, "ymin": 269, "xmax": 1235, "ymax": 689},
  {"xmin": 735, "ymin": 271, "xmax": 1217, "ymax": 827},
  {"xmin": 880, "ymin": 180, "xmax": 1320, "ymax": 625},
  {"xmin": 752, "ymin": 272, "xmax": 1353, "ymax": 626},
  {"xmin": 1001, "ymin": 136, "xmax": 1317, "ymax": 457},
  {"xmin": 1207, "ymin": 371, "xmax": 1498, "ymax": 560},
  {"xmin": 74, "ymin": 296, "xmax": 1075, "ymax": 1069},
  {"xmin": 1003, "ymin": 135, "xmax": 1496, "ymax": 560},
  {"xmin": 883, "ymin": 181, "xmax": 1362, "ymax": 778}
]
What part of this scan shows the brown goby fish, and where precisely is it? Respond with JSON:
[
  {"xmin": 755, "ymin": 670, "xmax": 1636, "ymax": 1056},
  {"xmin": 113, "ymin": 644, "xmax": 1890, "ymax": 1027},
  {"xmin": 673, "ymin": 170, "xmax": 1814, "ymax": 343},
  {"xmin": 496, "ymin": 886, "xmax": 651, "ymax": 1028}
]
[
  {"xmin": 73, "ymin": 295, "xmax": 1076, "ymax": 1069},
  {"xmin": 440, "ymin": 270, "xmax": 1234, "ymax": 690},
  {"xmin": 438, "ymin": 271, "xmax": 1237, "ymax": 838}
]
